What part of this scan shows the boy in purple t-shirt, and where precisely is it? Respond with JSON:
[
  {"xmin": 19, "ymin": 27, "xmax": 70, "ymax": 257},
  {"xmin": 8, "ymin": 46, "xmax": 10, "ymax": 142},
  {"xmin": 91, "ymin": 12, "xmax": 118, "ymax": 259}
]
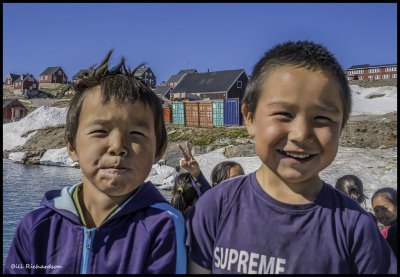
[
  {"xmin": 185, "ymin": 41, "xmax": 397, "ymax": 274},
  {"xmin": 4, "ymin": 50, "xmax": 186, "ymax": 274}
]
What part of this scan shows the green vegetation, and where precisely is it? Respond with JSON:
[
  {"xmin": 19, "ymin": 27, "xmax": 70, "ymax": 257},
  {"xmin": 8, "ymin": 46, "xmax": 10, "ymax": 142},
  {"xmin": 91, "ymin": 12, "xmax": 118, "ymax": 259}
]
[{"xmin": 166, "ymin": 125, "xmax": 250, "ymax": 147}]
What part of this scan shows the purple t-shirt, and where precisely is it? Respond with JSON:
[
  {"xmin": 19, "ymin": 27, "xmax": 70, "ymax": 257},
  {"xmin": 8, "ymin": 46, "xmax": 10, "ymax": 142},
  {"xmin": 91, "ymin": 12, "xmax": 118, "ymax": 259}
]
[{"xmin": 186, "ymin": 172, "xmax": 397, "ymax": 274}]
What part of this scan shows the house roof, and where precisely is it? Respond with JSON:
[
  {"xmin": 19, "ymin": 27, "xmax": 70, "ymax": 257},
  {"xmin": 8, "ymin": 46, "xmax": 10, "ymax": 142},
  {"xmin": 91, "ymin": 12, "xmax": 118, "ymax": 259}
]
[
  {"xmin": 14, "ymin": 74, "xmax": 29, "ymax": 83},
  {"xmin": 154, "ymin": 85, "xmax": 172, "ymax": 97},
  {"xmin": 347, "ymin": 64, "xmax": 397, "ymax": 70},
  {"xmin": 72, "ymin": 69, "xmax": 88, "ymax": 79},
  {"xmin": 7, "ymin": 73, "xmax": 20, "ymax": 81},
  {"xmin": 156, "ymin": 94, "xmax": 170, "ymax": 102},
  {"xmin": 134, "ymin": 66, "xmax": 151, "ymax": 77},
  {"xmin": 171, "ymin": 69, "xmax": 246, "ymax": 94},
  {"xmin": 3, "ymin": 98, "xmax": 27, "ymax": 109},
  {"xmin": 40, "ymin": 66, "xmax": 62, "ymax": 76},
  {"xmin": 177, "ymin": 69, "xmax": 197, "ymax": 75},
  {"xmin": 166, "ymin": 69, "xmax": 197, "ymax": 84}
]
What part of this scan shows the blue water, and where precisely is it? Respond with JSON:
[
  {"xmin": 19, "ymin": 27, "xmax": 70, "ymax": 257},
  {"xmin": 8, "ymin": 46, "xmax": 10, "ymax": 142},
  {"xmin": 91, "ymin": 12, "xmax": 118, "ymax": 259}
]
[{"xmin": 2, "ymin": 158, "xmax": 172, "ymax": 268}]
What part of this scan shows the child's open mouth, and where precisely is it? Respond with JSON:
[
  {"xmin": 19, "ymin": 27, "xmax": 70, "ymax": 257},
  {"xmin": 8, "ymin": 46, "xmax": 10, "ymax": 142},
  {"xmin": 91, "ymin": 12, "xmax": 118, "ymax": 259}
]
[{"xmin": 278, "ymin": 150, "xmax": 316, "ymax": 162}]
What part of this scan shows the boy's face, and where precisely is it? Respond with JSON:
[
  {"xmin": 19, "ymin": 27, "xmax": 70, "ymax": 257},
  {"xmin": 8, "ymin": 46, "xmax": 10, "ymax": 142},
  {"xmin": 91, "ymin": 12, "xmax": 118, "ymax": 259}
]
[
  {"xmin": 67, "ymin": 86, "xmax": 158, "ymax": 198},
  {"xmin": 244, "ymin": 66, "xmax": 344, "ymax": 186}
]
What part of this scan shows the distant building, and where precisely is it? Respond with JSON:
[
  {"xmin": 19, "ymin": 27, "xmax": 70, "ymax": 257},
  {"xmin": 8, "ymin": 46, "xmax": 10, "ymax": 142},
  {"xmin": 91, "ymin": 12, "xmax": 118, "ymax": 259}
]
[
  {"xmin": 71, "ymin": 69, "xmax": 88, "ymax": 84},
  {"xmin": 345, "ymin": 64, "xmax": 397, "ymax": 81},
  {"xmin": 170, "ymin": 69, "xmax": 249, "ymax": 101},
  {"xmin": 4, "ymin": 73, "xmax": 20, "ymax": 87},
  {"xmin": 153, "ymin": 85, "xmax": 173, "ymax": 100},
  {"xmin": 13, "ymin": 73, "xmax": 39, "ymax": 95},
  {"xmin": 3, "ymin": 98, "xmax": 28, "ymax": 123},
  {"xmin": 39, "ymin": 66, "xmax": 68, "ymax": 85},
  {"xmin": 165, "ymin": 69, "xmax": 197, "ymax": 88},
  {"xmin": 134, "ymin": 66, "xmax": 156, "ymax": 88}
]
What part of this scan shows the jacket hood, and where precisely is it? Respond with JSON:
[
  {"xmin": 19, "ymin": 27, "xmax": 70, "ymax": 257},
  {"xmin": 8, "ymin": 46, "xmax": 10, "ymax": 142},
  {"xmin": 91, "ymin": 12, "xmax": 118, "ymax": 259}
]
[{"xmin": 40, "ymin": 181, "xmax": 167, "ymax": 226}]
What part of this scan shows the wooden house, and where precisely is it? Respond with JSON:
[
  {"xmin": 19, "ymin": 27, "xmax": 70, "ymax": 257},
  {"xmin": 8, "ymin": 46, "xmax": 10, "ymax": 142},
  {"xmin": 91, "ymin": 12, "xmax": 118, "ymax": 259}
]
[
  {"xmin": 4, "ymin": 73, "xmax": 20, "ymax": 87},
  {"xmin": 170, "ymin": 69, "xmax": 249, "ymax": 101},
  {"xmin": 39, "ymin": 66, "xmax": 68, "ymax": 84},
  {"xmin": 13, "ymin": 73, "xmax": 39, "ymax": 95},
  {"xmin": 345, "ymin": 64, "xmax": 397, "ymax": 80},
  {"xmin": 134, "ymin": 66, "xmax": 156, "ymax": 88},
  {"xmin": 3, "ymin": 98, "xmax": 28, "ymax": 123}
]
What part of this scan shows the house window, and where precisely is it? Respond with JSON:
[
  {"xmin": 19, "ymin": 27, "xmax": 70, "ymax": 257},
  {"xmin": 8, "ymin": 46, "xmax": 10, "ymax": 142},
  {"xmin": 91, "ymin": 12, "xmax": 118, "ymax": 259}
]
[
  {"xmin": 375, "ymin": 75, "xmax": 380, "ymax": 80},
  {"xmin": 393, "ymin": 74, "xmax": 397, "ymax": 78},
  {"xmin": 149, "ymin": 72, "xmax": 152, "ymax": 76},
  {"xmin": 40, "ymin": 76, "xmax": 43, "ymax": 80},
  {"xmin": 45, "ymin": 76, "xmax": 48, "ymax": 80},
  {"xmin": 237, "ymin": 81, "xmax": 242, "ymax": 88},
  {"xmin": 359, "ymin": 76, "xmax": 363, "ymax": 80},
  {"xmin": 58, "ymin": 71, "xmax": 62, "ymax": 75},
  {"xmin": 382, "ymin": 74, "xmax": 389, "ymax": 79},
  {"xmin": 368, "ymin": 76, "xmax": 373, "ymax": 80},
  {"xmin": 33, "ymin": 84, "xmax": 36, "ymax": 88},
  {"xmin": 145, "ymin": 72, "xmax": 148, "ymax": 76}
]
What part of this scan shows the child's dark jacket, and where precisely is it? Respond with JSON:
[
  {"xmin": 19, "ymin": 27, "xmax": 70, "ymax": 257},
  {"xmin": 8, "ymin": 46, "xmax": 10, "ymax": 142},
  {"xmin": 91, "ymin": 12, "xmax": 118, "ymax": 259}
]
[{"xmin": 4, "ymin": 182, "xmax": 186, "ymax": 274}]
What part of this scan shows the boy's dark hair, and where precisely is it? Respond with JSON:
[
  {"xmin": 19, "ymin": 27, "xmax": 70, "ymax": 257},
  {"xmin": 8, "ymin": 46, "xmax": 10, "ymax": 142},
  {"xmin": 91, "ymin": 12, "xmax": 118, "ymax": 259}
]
[
  {"xmin": 243, "ymin": 40, "xmax": 351, "ymax": 129},
  {"xmin": 372, "ymin": 187, "xmax": 397, "ymax": 208},
  {"xmin": 211, "ymin": 161, "xmax": 245, "ymax": 186},
  {"xmin": 171, "ymin": 172, "xmax": 199, "ymax": 214},
  {"xmin": 65, "ymin": 49, "xmax": 166, "ymax": 158},
  {"xmin": 335, "ymin": 174, "xmax": 366, "ymax": 204}
]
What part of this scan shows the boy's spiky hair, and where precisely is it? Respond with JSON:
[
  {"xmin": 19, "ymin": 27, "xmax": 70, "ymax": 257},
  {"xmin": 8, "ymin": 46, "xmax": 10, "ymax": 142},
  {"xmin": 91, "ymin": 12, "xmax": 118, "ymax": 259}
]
[
  {"xmin": 243, "ymin": 40, "xmax": 351, "ymax": 129},
  {"xmin": 66, "ymin": 49, "xmax": 166, "ymax": 158}
]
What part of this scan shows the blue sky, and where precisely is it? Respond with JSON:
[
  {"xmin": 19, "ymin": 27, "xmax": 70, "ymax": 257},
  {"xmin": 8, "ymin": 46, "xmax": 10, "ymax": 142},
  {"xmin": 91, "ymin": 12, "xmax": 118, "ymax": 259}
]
[{"xmin": 3, "ymin": 3, "xmax": 397, "ymax": 84}]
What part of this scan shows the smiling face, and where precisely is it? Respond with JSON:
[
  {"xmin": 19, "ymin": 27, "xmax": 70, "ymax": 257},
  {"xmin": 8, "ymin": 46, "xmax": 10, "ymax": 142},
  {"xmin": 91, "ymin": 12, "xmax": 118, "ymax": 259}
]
[
  {"xmin": 67, "ymin": 86, "xmax": 158, "ymax": 199},
  {"xmin": 243, "ymin": 66, "xmax": 344, "ymax": 189},
  {"xmin": 372, "ymin": 195, "xmax": 397, "ymax": 226}
]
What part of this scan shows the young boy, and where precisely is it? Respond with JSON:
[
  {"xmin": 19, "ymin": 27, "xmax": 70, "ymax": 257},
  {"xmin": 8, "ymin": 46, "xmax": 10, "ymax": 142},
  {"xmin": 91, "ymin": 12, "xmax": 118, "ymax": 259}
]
[
  {"xmin": 4, "ymin": 50, "xmax": 186, "ymax": 274},
  {"xmin": 185, "ymin": 41, "xmax": 397, "ymax": 274}
]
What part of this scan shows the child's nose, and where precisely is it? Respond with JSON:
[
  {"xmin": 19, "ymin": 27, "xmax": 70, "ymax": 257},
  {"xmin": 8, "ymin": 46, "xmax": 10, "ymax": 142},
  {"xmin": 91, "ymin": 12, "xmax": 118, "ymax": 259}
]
[
  {"xmin": 288, "ymin": 117, "xmax": 314, "ymax": 144},
  {"xmin": 108, "ymin": 132, "xmax": 128, "ymax": 156}
]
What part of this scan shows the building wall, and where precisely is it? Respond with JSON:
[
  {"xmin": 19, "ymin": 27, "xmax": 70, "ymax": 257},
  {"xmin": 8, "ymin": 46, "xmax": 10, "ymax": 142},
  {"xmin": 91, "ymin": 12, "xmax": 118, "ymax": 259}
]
[
  {"xmin": 346, "ymin": 65, "xmax": 397, "ymax": 81},
  {"xmin": 5, "ymin": 77, "xmax": 15, "ymax": 86},
  {"xmin": 13, "ymin": 76, "xmax": 39, "ymax": 93},
  {"xmin": 227, "ymin": 72, "xmax": 249, "ymax": 101}
]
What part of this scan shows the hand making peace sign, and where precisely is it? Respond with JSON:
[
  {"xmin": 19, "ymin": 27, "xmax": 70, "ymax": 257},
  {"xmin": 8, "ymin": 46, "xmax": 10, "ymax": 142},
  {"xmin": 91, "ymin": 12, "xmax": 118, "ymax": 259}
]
[{"xmin": 177, "ymin": 141, "xmax": 201, "ymax": 180}]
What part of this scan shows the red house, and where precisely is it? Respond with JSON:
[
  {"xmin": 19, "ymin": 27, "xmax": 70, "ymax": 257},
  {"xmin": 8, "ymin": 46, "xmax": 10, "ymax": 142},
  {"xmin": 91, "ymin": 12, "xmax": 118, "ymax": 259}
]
[
  {"xmin": 39, "ymin": 66, "xmax": 68, "ymax": 84},
  {"xmin": 3, "ymin": 98, "xmax": 28, "ymax": 123},
  {"xmin": 4, "ymin": 73, "xmax": 20, "ymax": 87},
  {"xmin": 13, "ymin": 73, "xmax": 39, "ymax": 95}
]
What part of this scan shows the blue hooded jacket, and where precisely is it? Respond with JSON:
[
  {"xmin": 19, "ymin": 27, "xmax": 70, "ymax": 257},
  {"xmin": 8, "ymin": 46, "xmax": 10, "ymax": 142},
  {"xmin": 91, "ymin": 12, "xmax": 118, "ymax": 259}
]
[{"xmin": 4, "ymin": 182, "xmax": 186, "ymax": 274}]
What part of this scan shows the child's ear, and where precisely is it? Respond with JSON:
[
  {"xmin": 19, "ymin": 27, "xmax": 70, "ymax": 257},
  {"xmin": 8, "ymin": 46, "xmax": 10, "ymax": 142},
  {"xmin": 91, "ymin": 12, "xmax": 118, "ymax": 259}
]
[
  {"xmin": 241, "ymin": 104, "xmax": 255, "ymax": 137},
  {"xmin": 154, "ymin": 138, "xmax": 168, "ymax": 164},
  {"xmin": 66, "ymin": 140, "xmax": 79, "ymax": 162}
]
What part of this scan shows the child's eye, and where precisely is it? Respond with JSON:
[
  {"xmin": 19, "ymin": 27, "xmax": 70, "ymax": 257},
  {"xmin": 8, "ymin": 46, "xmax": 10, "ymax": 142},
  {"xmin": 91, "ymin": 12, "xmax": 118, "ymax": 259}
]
[
  {"xmin": 314, "ymin": 116, "xmax": 332, "ymax": 121},
  {"xmin": 273, "ymin": 112, "xmax": 292, "ymax": 118},
  {"xmin": 91, "ymin": 130, "xmax": 108, "ymax": 134},
  {"xmin": 130, "ymin": 131, "xmax": 145, "ymax": 136}
]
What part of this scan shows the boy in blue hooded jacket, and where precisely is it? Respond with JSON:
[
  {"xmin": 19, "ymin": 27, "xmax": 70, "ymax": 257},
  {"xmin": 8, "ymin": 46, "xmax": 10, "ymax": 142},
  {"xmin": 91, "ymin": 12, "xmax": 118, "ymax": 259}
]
[{"xmin": 4, "ymin": 50, "xmax": 186, "ymax": 274}]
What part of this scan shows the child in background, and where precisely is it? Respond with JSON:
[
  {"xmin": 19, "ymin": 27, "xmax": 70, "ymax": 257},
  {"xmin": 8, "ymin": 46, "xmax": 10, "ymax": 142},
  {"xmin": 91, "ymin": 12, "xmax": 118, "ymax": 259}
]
[
  {"xmin": 335, "ymin": 174, "xmax": 377, "ymax": 225},
  {"xmin": 185, "ymin": 40, "xmax": 396, "ymax": 274},
  {"xmin": 177, "ymin": 141, "xmax": 245, "ymax": 192},
  {"xmin": 372, "ymin": 187, "xmax": 397, "ymax": 258},
  {"xmin": 210, "ymin": 161, "xmax": 245, "ymax": 187},
  {"xmin": 4, "ymin": 50, "xmax": 186, "ymax": 274},
  {"xmin": 171, "ymin": 172, "xmax": 200, "ymax": 217}
]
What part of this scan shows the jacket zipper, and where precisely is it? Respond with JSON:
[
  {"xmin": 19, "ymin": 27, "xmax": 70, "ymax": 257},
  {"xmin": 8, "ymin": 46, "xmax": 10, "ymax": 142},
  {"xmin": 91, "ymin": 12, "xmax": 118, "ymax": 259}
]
[{"xmin": 80, "ymin": 227, "xmax": 96, "ymax": 274}]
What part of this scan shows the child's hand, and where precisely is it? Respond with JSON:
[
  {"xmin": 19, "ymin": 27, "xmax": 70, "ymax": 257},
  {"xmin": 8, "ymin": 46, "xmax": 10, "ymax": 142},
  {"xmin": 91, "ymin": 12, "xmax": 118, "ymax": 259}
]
[{"xmin": 177, "ymin": 141, "xmax": 201, "ymax": 180}]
